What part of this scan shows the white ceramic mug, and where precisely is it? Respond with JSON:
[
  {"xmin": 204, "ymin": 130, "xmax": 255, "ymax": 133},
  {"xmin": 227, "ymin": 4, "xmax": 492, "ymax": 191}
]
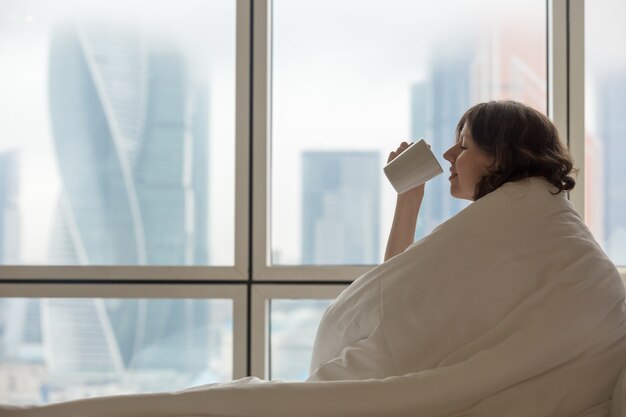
[{"xmin": 383, "ymin": 139, "xmax": 444, "ymax": 194}]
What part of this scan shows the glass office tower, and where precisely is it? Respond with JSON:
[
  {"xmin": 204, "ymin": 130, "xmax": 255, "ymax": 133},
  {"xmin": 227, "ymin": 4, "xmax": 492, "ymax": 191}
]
[{"xmin": 301, "ymin": 151, "xmax": 380, "ymax": 265}]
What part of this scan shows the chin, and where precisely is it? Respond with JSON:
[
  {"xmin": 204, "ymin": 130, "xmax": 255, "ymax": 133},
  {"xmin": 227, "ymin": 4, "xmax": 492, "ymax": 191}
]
[{"xmin": 449, "ymin": 185, "xmax": 473, "ymax": 201}]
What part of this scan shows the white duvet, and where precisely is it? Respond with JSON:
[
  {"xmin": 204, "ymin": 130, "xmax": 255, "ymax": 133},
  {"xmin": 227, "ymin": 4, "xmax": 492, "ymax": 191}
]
[{"xmin": 4, "ymin": 177, "xmax": 626, "ymax": 417}]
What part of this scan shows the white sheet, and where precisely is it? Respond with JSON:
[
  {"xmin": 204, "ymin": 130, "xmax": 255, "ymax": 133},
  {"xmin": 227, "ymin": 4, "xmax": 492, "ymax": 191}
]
[{"xmin": 3, "ymin": 177, "xmax": 626, "ymax": 417}]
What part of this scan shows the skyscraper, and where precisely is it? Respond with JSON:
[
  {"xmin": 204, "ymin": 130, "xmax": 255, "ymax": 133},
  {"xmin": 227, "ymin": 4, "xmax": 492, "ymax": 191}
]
[
  {"xmin": 301, "ymin": 151, "xmax": 380, "ymax": 264},
  {"xmin": 36, "ymin": 24, "xmax": 216, "ymax": 385},
  {"xmin": 411, "ymin": 52, "xmax": 473, "ymax": 240},
  {"xmin": 584, "ymin": 131, "xmax": 605, "ymax": 244},
  {"xmin": 0, "ymin": 150, "xmax": 20, "ymax": 264},
  {"xmin": 599, "ymin": 72, "xmax": 626, "ymax": 264},
  {"xmin": 47, "ymin": 24, "xmax": 209, "ymax": 265},
  {"xmin": 472, "ymin": 3, "xmax": 547, "ymax": 113},
  {"xmin": 41, "ymin": 299, "xmax": 124, "ymax": 380}
]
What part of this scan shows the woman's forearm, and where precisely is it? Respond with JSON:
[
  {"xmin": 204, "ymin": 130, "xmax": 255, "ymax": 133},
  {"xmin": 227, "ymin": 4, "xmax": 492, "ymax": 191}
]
[{"xmin": 384, "ymin": 192, "xmax": 423, "ymax": 261}]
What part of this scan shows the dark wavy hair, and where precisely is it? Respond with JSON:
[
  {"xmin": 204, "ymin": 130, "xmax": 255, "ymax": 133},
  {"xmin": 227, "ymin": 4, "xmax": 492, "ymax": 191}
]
[{"xmin": 455, "ymin": 100, "xmax": 577, "ymax": 200}]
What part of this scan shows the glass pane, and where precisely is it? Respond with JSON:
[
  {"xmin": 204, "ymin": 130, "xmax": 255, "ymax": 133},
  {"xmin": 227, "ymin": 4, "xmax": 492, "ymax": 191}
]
[
  {"xmin": 270, "ymin": 299, "xmax": 332, "ymax": 381},
  {"xmin": 0, "ymin": 298, "xmax": 232, "ymax": 405},
  {"xmin": 0, "ymin": 0, "xmax": 235, "ymax": 265},
  {"xmin": 270, "ymin": 0, "xmax": 547, "ymax": 265},
  {"xmin": 585, "ymin": 0, "xmax": 626, "ymax": 266}
]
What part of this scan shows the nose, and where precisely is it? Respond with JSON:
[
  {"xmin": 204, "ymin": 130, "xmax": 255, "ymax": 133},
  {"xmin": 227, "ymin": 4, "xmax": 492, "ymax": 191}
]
[{"xmin": 443, "ymin": 146, "xmax": 455, "ymax": 163}]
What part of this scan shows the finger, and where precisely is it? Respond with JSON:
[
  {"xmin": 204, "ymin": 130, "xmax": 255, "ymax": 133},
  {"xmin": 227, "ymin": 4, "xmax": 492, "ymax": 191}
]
[{"xmin": 387, "ymin": 151, "xmax": 396, "ymax": 163}]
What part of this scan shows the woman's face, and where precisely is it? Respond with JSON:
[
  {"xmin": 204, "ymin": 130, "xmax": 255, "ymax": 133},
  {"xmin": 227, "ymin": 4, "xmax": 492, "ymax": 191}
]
[{"xmin": 443, "ymin": 123, "xmax": 495, "ymax": 200}]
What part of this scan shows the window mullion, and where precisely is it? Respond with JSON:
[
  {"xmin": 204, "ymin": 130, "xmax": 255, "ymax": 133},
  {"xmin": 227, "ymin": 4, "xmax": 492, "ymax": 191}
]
[
  {"xmin": 548, "ymin": 0, "xmax": 569, "ymax": 163},
  {"xmin": 251, "ymin": 0, "xmax": 271, "ymax": 281},
  {"xmin": 567, "ymin": 0, "xmax": 586, "ymax": 216}
]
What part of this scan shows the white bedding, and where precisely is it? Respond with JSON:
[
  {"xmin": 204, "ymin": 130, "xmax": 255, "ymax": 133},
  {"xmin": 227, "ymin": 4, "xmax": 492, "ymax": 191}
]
[{"xmin": 3, "ymin": 177, "xmax": 626, "ymax": 417}]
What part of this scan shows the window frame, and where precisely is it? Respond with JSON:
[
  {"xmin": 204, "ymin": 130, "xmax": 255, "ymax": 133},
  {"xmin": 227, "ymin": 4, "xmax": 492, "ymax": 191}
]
[
  {"xmin": 250, "ymin": 0, "xmax": 374, "ymax": 281},
  {"xmin": 0, "ymin": 0, "xmax": 252, "ymax": 282},
  {"xmin": 0, "ymin": 0, "xmax": 624, "ymax": 401},
  {"xmin": 551, "ymin": 0, "xmax": 625, "ymax": 279}
]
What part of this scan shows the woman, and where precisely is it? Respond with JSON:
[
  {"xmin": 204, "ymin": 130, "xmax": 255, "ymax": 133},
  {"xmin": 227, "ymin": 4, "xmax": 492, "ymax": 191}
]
[
  {"xmin": 4, "ymin": 101, "xmax": 625, "ymax": 417},
  {"xmin": 306, "ymin": 100, "xmax": 626, "ymax": 415},
  {"xmin": 384, "ymin": 100, "xmax": 575, "ymax": 261}
]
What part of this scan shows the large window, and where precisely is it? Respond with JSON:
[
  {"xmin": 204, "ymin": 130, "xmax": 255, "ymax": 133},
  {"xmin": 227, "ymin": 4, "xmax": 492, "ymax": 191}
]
[
  {"xmin": 0, "ymin": 0, "xmax": 236, "ymax": 266},
  {"xmin": 0, "ymin": 0, "xmax": 622, "ymax": 406},
  {"xmin": 270, "ymin": 0, "xmax": 547, "ymax": 266},
  {"xmin": 0, "ymin": 284, "xmax": 247, "ymax": 405}
]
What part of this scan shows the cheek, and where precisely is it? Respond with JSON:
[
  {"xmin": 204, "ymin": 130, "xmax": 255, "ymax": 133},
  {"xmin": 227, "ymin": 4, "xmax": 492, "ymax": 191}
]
[
  {"xmin": 456, "ymin": 154, "xmax": 472, "ymax": 176},
  {"xmin": 457, "ymin": 155, "xmax": 485, "ymax": 182}
]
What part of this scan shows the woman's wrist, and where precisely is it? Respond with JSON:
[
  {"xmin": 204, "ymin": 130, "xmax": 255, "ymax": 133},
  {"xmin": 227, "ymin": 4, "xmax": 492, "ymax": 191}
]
[{"xmin": 396, "ymin": 189, "xmax": 424, "ymax": 207}]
